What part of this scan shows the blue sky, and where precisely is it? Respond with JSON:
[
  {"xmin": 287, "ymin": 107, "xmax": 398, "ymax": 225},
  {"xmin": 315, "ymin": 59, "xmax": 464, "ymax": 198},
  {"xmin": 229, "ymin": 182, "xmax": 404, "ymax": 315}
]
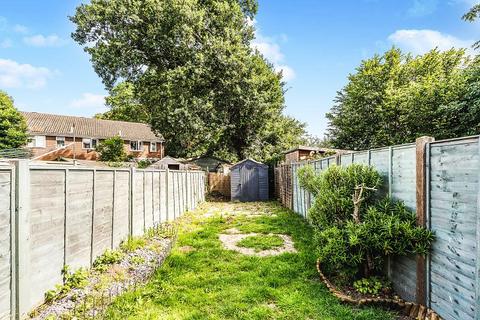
[{"xmin": 0, "ymin": 0, "xmax": 478, "ymax": 137}]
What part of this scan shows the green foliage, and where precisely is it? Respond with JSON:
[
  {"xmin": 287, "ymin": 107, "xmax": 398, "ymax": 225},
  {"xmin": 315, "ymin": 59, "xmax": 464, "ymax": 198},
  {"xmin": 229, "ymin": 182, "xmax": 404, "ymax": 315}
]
[
  {"xmin": 129, "ymin": 256, "xmax": 145, "ymax": 265},
  {"xmin": 44, "ymin": 265, "xmax": 89, "ymax": 303},
  {"xmin": 121, "ymin": 236, "xmax": 147, "ymax": 252},
  {"xmin": 0, "ymin": 91, "xmax": 28, "ymax": 149},
  {"xmin": 96, "ymin": 136, "xmax": 127, "ymax": 162},
  {"xmin": 137, "ymin": 159, "xmax": 151, "ymax": 169},
  {"xmin": 237, "ymin": 234, "xmax": 284, "ymax": 252},
  {"xmin": 70, "ymin": 0, "xmax": 305, "ymax": 163},
  {"xmin": 353, "ymin": 277, "xmax": 387, "ymax": 295},
  {"xmin": 298, "ymin": 164, "xmax": 381, "ymax": 229},
  {"xmin": 95, "ymin": 82, "xmax": 148, "ymax": 123},
  {"xmin": 326, "ymin": 48, "xmax": 475, "ymax": 150},
  {"xmin": 298, "ymin": 165, "xmax": 434, "ymax": 282},
  {"xmin": 93, "ymin": 249, "xmax": 124, "ymax": 271}
]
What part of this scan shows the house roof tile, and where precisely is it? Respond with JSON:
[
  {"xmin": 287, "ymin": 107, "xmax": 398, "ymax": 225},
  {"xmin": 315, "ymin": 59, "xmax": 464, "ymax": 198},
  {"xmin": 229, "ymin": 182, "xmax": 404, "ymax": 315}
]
[{"xmin": 21, "ymin": 111, "xmax": 164, "ymax": 141}]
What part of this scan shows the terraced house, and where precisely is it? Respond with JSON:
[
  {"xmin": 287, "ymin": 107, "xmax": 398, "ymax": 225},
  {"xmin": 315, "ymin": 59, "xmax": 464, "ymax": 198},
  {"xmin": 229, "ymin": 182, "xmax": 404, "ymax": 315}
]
[{"xmin": 22, "ymin": 112, "xmax": 165, "ymax": 161}]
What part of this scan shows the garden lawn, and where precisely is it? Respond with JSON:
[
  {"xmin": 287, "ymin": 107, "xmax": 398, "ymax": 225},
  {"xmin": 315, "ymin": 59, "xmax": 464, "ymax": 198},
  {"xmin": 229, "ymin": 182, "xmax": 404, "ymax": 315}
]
[{"xmin": 105, "ymin": 201, "xmax": 396, "ymax": 320}]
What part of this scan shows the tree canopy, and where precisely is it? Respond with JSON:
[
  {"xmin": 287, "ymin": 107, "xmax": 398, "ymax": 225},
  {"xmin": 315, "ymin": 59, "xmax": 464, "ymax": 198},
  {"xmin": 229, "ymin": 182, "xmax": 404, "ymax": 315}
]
[
  {"xmin": 0, "ymin": 91, "xmax": 28, "ymax": 150},
  {"xmin": 71, "ymin": 0, "xmax": 305, "ymax": 163},
  {"xmin": 326, "ymin": 47, "xmax": 477, "ymax": 150}
]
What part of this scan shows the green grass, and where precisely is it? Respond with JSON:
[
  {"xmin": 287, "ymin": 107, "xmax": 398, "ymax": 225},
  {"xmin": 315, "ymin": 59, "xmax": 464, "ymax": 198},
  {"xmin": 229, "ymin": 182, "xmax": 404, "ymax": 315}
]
[
  {"xmin": 105, "ymin": 201, "xmax": 396, "ymax": 320},
  {"xmin": 237, "ymin": 234, "xmax": 284, "ymax": 252}
]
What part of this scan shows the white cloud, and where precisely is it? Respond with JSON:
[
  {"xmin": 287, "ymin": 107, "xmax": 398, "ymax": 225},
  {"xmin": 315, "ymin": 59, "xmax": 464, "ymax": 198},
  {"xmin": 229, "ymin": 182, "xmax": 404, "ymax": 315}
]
[
  {"xmin": 250, "ymin": 21, "xmax": 295, "ymax": 82},
  {"xmin": 69, "ymin": 93, "xmax": 106, "ymax": 112},
  {"xmin": 13, "ymin": 24, "xmax": 28, "ymax": 34},
  {"xmin": 0, "ymin": 59, "xmax": 53, "ymax": 89},
  {"xmin": 388, "ymin": 29, "xmax": 474, "ymax": 55},
  {"xmin": 407, "ymin": 0, "xmax": 438, "ymax": 17},
  {"xmin": 23, "ymin": 34, "xmax": 65, "ymax": 47},
  {"xmin": 0, "ymin": 38, "xmax": 12, "ymax": 48}
]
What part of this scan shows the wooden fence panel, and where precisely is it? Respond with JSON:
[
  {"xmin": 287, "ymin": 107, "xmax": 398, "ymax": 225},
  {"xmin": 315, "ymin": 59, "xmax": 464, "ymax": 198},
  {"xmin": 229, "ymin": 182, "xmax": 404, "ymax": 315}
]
[
  {"xmin": 428, "ymin": 138, "xmax": 479, "ymax": 320},
  {"xmin": 29, "ymin": 169, "xmax": 65, "ymax": 311},
  {"xmin": 112, "ymin": 171, "xmax": 130, "ymax": 248},
  {"xmin": 133, "ymin": 171, "xmax": 144, "ymax": 236},
  {"xmin": 208, "ymin": 173, "xmax": 230, "ymax": 197},
  {"xmin": 0, "ymin": 168, "xmax": 13, "ymax": 320},
  {"xmin": 92, "ymin": 171, "xmax": 114, "ymax": 261},
  {"xmin": 65, "ymin": 170, "xmax": 94, "ymax": 270}
]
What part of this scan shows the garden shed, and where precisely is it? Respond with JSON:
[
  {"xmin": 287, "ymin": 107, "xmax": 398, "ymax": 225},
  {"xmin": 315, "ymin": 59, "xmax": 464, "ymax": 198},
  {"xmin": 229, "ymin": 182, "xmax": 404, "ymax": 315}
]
[{"xmin": 231, "ymin": 159, "xmax": 269, "ymax": 202}]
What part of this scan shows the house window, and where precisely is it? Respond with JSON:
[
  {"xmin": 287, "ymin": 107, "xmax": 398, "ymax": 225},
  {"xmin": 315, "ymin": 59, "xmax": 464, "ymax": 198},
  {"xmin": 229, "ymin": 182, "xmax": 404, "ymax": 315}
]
[
  {"xmin": 150, "ymin": 142, "xmax": 157, "ymax": 152},
  {"xmin": 27, "ymin": 135, "xmax": 46, "ymax": 148},
  {"xmin": 56, "ymin": 136, "xmax": 65, "ymax": 148},
  {"xmin": 82, "ymin": 138, "xmax": 98, "ymax": 150},
  {"xmin": 130, "ymin": 140, "xmax": 143, "ymax": 151}
]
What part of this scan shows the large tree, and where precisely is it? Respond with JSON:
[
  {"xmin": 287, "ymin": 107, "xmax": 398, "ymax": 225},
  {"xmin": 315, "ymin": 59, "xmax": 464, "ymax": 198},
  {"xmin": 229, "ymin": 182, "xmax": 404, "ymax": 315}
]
[
  {"xmin": 326, "ymin": 48, "xmax": 473, "ymax": 150},
  {"xmin": 71, "ymin": 0, "xmax": 304, "ymax": 161},
  {"xmin": 0, "ymin": 91, "xmax": 28, "ymax": 150}
]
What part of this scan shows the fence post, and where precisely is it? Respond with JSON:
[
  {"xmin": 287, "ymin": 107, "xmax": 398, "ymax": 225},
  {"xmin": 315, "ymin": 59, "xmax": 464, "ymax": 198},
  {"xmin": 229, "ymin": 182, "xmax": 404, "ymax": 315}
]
[
  {"xmin": 129, "ymin": 167, "xmax": 135, "ymax": 236},
  {"xmin": 415, "ymin": 136, "xmax": 434, "ymax": 305},
  {"xmin": 14, "ymin": 160, "xmax": 30, "ymax": 319},
  {"xmin": 165, "ymin": 168, "xmax": 169, "ymax": 221}
]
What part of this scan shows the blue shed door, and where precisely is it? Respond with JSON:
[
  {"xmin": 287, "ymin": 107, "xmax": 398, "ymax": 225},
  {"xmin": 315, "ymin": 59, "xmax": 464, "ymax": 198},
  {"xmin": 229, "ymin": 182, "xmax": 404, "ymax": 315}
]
[{"xmin": 240, "ymin": 164, "xmax": 259, "ymax": 201}]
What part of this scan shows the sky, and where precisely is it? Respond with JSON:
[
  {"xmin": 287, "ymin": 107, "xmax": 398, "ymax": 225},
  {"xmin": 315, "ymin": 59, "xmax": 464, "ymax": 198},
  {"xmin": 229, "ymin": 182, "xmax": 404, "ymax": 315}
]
[{"xmin": 0, "ymin": 0, "xmax": 478, "ymax": 137}]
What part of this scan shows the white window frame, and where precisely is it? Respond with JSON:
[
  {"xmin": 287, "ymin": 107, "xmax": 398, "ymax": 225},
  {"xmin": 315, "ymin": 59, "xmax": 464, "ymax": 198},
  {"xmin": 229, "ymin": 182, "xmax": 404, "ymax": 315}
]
[
  {"xmin": 27, "ymin": 135, "xmax": 46, "ymax": 148},
  {"xmin": 130, "ymin": 140, "xmax": 143, "ymax": 152},
  {"xmin": 56, "ymin": 136, "xmax": 65, "ymax": 148},
  {"xmin": 82, "ymin": 138, "xmax": 98, "ymax": 150},
  {"xmin": 150, "ymin": 142, "xmax": 157, "ymax": 152}
]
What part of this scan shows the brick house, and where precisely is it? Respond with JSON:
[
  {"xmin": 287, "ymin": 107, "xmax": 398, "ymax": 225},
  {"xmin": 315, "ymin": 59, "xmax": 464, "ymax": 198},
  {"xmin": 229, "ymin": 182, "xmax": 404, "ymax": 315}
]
[{"xmin": 22, "ymin": 112, "xmax": 165, "ymax": 161}]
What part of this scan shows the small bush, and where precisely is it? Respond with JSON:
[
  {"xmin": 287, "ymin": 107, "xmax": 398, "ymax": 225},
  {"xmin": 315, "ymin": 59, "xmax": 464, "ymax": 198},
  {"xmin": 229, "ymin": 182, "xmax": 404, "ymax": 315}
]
[
  {"xmin": 353, "ymin": 277, "xmax": 388, "ymax": 295},
  {"xmin": 137, "ymin": 159, "xmax": 151, "ymax": 169},
  {"xmin": 93, "ymin": 249, "xmax": 124, "ymax": 271},
  {"xmin": 121, "ymin": 236, "xmax": 147, "ymax": 252},
  {"xmin": 96, "ymin": 136, "xmax": 127, "ymax": 162},
  {"xmin": 298, "ymin": 164, "xmax": 434, "ymax": 283}
]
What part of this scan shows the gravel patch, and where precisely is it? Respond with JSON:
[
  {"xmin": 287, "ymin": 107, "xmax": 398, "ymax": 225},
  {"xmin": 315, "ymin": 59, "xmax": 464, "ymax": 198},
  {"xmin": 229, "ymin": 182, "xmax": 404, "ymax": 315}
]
[
  {"xmin": 219, "ymin": 232, "xmax": 297, "ymax": 257},
  {"xmin": 31, "ymin": 236, "xmax": 175, "ymax": 320}
]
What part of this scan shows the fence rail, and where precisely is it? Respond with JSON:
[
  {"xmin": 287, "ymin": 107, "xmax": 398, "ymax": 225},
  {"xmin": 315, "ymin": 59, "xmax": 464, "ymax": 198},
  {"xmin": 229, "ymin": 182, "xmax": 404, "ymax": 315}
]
[
  {"xmin": 275, "ymin": 135, "xmax": 480, "ymax": 320},
  {"xmin": 0, "ymin": 161, "xmax": 206, "ymax": 320}
]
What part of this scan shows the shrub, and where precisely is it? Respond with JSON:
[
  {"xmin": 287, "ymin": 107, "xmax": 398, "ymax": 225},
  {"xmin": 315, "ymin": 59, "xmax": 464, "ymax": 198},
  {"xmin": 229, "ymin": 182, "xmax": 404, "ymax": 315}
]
[
  {"xmin": 298, "ymin": 164, "xmax": 381, "ymax": 229},
  {"xmin": 299, "ymin": 164, "xmax": 434, "ymax": 283},
  {"xmin": 353, "ymin": 277, "xmax": 388, "ymax": 295},
  {"xmin": 137, "ymin": 159, "xmax": 151, "ymax": 169},
  {"xmin": 96, "ymin": 136, "xmax": 127, "ymax": 162},
  {"xmin": 93, "ymin": 249, "xmax": 124, "ymax": 271}
]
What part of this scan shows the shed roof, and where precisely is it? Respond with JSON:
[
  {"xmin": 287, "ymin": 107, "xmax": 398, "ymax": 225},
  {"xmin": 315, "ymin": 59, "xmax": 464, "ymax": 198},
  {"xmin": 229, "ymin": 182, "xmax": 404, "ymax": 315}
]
[
  {"xmin": 231, "ymin": 158, "xmax": 268, "ymax": 169},
  {"xmin": 21, "ymin": 111, "xmax": 164, "ymax": 141}
]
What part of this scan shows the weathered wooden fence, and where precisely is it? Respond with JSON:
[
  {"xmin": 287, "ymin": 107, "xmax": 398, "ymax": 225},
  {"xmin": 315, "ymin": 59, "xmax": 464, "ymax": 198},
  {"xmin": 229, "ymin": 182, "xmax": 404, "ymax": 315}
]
[
  {"xmin": 207, "ymin": 172, "xmax": 230, "ymax": 198},
  {"xmin": 275, "ymin": 135, "xmax": 480, "ymax": 320},
  {"xmin": 0, "ymin": 160, "xmax": 206, "ymax": 320}
]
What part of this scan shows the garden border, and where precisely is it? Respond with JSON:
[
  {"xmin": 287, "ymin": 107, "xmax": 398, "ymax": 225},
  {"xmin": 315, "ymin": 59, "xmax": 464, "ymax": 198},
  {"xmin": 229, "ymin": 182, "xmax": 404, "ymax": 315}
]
[{"xmin": 316, "ymin": 259, "xmax": 442, "ymax": 320}]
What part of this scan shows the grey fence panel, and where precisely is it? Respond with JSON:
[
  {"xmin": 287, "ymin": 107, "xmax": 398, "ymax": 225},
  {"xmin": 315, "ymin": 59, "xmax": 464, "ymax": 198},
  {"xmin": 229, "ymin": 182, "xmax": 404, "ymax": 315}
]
[
  {"xmin": 133, "ymin": 171, "xmax": 145, "ymax": 236},
  {"xmin": 29, "ymin": 169, "xmax": 65, "ymax": 311},
  {"xmin": 167, "ymin": 170, "xmax": 174, "ymax": 221},
  {"xmin": 160, "ymin": 171, "xmax": 168, "ymax": 222},
  {"xmin": 65, "ymin": 169, "xmax": 94, "ymax": 270},
  {"xmin": 353, "ymin": 151, "xmax": 369, "ymax": 164},
  {"xmin": 0, "ymin": 167, "xmax": 13, "ymax": 320},
  {"xmin": 92, "ymin": 171, "xmax": 115, "ymax": 261},
  {"xmin": 112, "ymin": 171, "xmax": 130, "ymax": 248},
  {"xmin": 428, "ymin": 138, "xmax": 479, "ymax": 320},
  {"xmin": 369, "ymin": 149, "xmax": 390, "ymax": 194},
  {"xmin": 143, "ymin": 171, "xmax": 154, "ymax": 230},
  {"xmin": 391, "ymin": 146, "xmax": 416, "ymax": 210},
  {"xmin": 340, "ymin": 153, "xmax": 353, "ymax": 167}
]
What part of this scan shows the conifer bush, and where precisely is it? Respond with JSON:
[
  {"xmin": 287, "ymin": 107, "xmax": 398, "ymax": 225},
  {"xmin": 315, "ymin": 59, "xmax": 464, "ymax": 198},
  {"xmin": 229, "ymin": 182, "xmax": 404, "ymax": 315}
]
[{"xmin": 298, "ymin": 164, "xmax": 434, "ymax": 285}]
